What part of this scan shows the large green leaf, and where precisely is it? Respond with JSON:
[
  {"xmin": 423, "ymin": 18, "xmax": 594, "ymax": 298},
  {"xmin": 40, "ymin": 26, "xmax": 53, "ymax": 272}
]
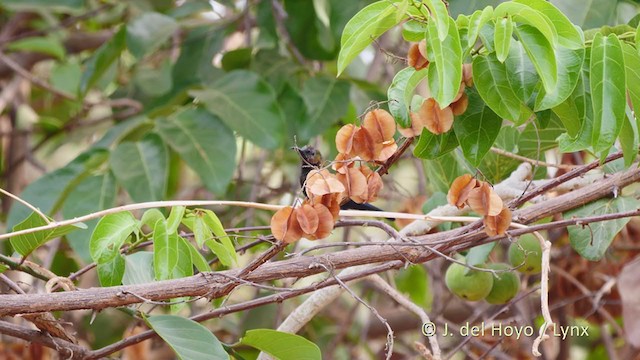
[
  {"xmin": 153, "ymin": 220, "xmax": 192, "ymax": 281},
  {"xmin": 122, "ymin": 251, "xmax": 154, "ymax": 285},
  {"xmin": 504, "ymin": 40, "xmax": 539, "ymax": 105},
  {"xmin": 413, "ymin": 128, "xmax": 459, "ymax": 160},
  {"xmin": 395, "ymin": 265, "xmax": 432, "ymax": 309},
  {"xmin": 190, "ymin": 70, "xmax": 284, "ymax": 149},
  {"xmin": 478, "ymin": 126, "xmax": 521, "ymax": 183},
  {"xmin": 148, "ymin": 315, "xmax": 229, "ymax": 360},
  {"xmin": 494, "ymin": 2, "xmax": 557, "ymax": 46},
  {"xmin": 565, "ymin": 197, "xmax": 639, "ymax": 261},
  {"xmin": 10, "ymin": 212, "xmax": 86, "ymax": 257},
  {"xmin": 202, "ymin": 210, "xmax": 237, "ymax": 265},
  {"xmin": 126, "ymin": 12, "xmax": 178, "ymax": 59},
  {"xmin": 473, "ymin": 53, "xmax": 532, "ymax": 124},
  {"xmin": 298, "ymin": 76, "xmax": 350, "ymax": 141},
  {"xmin": 97, "ymin": 253, "xmax": 125, "ymax": 287},
  {"xmin": 337, "ymin": 1, "xmax": 400, "ymax": 75},
  {"xmin": 7, "ymin": 149, "xmax": 109, "ymax": 230},
  {"xmin": 621, "ymin": 43, "xmax": 640, "ymax": 165},
  {"xmin": 79, "ymin": 26, "xmax": 126, "ymax": 95},
  {"xmin": 426, "ymin": 16, "xmax": 463, "ymax": 107},
  {"xmin": 453, "ymin": 89, "xmax": 502, "ymax": 166},
  {"xmin": 89, "ymin": 212, "xmax": 137, "ymax": 264},
  {"xmin": 494, "ymin": 16, "xmax": 513, "ymax": 63},
  {"xmin": 619, "ymin": 109, "xmax": 639, "ymax": 167},
  {"xmin": 551, "ymin": 71, "xmax": 587, "ymax": 137},
  {"xmin": 535, "ymin": 46, "xmax": 585, "ymax": 111},
  {"xmin": 514, "ymin": 24, "xmax": 557, "ymax": 93},
  {"xmin": 240, "ymin": 329, "xmax": 321, "ymax": 360},
  {"xmin": 422, "ymin": 0, "xmax": 450, "ymax": 41},
  {"xmin": 466, "ymin": 7, "xmax": 494, "ymax": 53},
  {"xmin": 110, "ymin": 134, "xmax": 168, "ymax": 202},
  {"xmin": 423, "ymin": 152, "xmax": 470, "ymax": 193},
  {"xmin": 514, "ymin": 0, "xmax": 583, "ymax": 49},
  {"xmin": 62, "ymin": 173, "xmax": 117, "ymax": 263},
  {"xmin": 387, "ymin": 67, "xmax": 428, "ymax": 128},
  {"xmin": 590, "ymin": 33, "xmax": 626, "ymax": 157},
  {"xmin": 155, "ymin": 108, "xmax": 236, "ymax": 195}
]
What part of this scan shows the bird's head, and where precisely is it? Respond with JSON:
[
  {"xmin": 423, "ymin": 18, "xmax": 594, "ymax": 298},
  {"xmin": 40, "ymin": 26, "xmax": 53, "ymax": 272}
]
[{"xmin": 293, "ymin": 145, "xmax": 323, "ymax": 167}]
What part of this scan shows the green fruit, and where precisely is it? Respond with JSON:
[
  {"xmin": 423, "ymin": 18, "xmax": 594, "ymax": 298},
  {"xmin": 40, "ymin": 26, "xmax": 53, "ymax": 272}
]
[
  {"xmin": 445, "ymin": 261, "xmax": 494, "ymax": 301},
  {"xmin": 484, "ymin": 263, "xmax": 521, "ymax": 304},
  {"xmin": 508, "ymin": 234, "xmax": 542, "ymax": 274}
]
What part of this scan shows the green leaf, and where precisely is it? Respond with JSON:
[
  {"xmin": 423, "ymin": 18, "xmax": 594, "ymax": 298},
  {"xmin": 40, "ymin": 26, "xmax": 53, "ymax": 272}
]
[
  {"xmin": 413, "ymin": 128, "xmax": 458, "ymax": 159},
  {"xmin": 402, "ymin": 19, "xmax": 428, "ymax": 42},
  {"xmin": 514, "ymin": 24, "xmax": 557, "ymax": 93},
  {"xmin": 423, "ymin": 152, "xmax": 469, "ymax": 193},
  {"xmin": 240, "ymin": 329, "xmax": 321, "ymax": 360},
  {"xmin": 0, "ymin": 0, "xmax": 83, "ymax": 10},
  {"xmin": 51, "ymin": 61, "xmax": 81, "ymax": 94},
  {"xmin": 478, "ymin": 126, "xmax": 521, "ymax": 183},
  {"xmin": 298, "ymin": 76, "xmax": 351, "ymax": 141},
  {"xmin": 636, "ymin": 22, "xmax": 640, "ymax": 50},
  {"xmin": 535, "ymin": 46, "xmax": 585, "ymax": 111},
  {"xmin": 190, "ymin": 70, "xmax": 284, "ymax": 149},
  {"xmin": 426, "ymin": 16, "xmax": 463, "ymax": 107},
  {"xmin": 148, "ymin": 315, "xmax": 229, "ymax": 360},
  {"xmin": 202, "ymin": 210, "xmax": 237, "ymax": 265},
  {"xmin": 279, "ymin": 83, "xmax": 308, "ymax": 146},
  {"xmin": 182, "ymin": 210, "xmax": 236, "ymax": 268},
  {"xmin": 126, "ymin": 12, "xmax": 178, "ymax": 59},
  {"xmin": 473, "ymin": 53, "xmax": 532, "ymax": 124},
  {"xmin": 453, "ymin": 89, "xmax": 502, "ymax": 166},
  {"xmin": 619, "ymin": 109, "xmax": 639, "ymax": 167},
  {"xmin": 186, "ymin": 241, "xmax": 211, "ymax": 273},
  {"xmin": 167, "ymin": 206, "xmax": 186, "ymax": 234},
  {"xmin": 141, "ymin": 209, "xmax": 165, "ymax": 231},
  {"xmin": 79, "ymin": 26, "xmax": 126, "ymax": 95},
  {"xmin": 221, "ymin": 48, "xmax": 253, "ymax": 71},
  {"xmin": 466, "ymin": 242, "xmax": 497, "ymax": 267},
  {"xmin": 10, "ymin": 212, "xmax": 86, "ymax": 257},
  {"xmin": 494, "ymin": 17, "xmax": 513, "ymax": 63},
  {"xmin": 395, "ymin": 265, "xmax": 432, "ymax": 310},
  {"xmin": 97, "ymin": 253, "xmax": 125, "ymax": 287},
  {"xmin": 152, "ymin": 221, "xmax": 193, "ymax": 280},
  {"xmin": 388, "ymin": 67, "xmax": 428, "ymax": 128},
  {"xmin": 552, "ymin": 71, "xmax": 587, "ymax": 137},
  {"xmin": 494, "ymin": 2, "xmax": 557, "ymax": 46},
  {"xmin": 466, "ymin": 7, "xmax": 494, "ymax": 52},
  {"xmin": 590, "ymin": 33, "xmax": 626, "ymax": 157},
  {"xmin": 62, "ymin": 173, "xmax": 117, "ymax": 263},
  {"xmin": 565, "ymin": 197, "xmax": 639, "ymax": 261},
  {"xmin": 504, "ymin": 39, "xmax": 539, "ymax": 105},
  {"xmin": 90, "ymin": 212, "xmax": 137, "ymax": 264},
  {"xmin": 622, "ymin": 42, "xmax": 640, "ymax": 129},
  {"xmin": 110, "ymin": 134, "xmax": 168, "ymax": 202},
  {"xmin": 123, "ymin": 252, "xmax": 155, "ymax": 285},
  {"xmin": 513, "ymin": 0, "xmax": 583, "ymax": 49},
  {"xmin": 423, "ymin": 0, "xmax": 450, "ymax": 42},
  {"xmin": 134, "ymin": 59, "xmax": 173, "ymax": 97},
  {"xmin": 156, "ymin": 108, "xmax": 236, "ymax": 195},
  {"xmin": 7, "ymin": 36, "xmax": 65, "ymax": 60},
  {"xmin": 337, "ymin": 1, "xmax": 399, "ymax": 75}
]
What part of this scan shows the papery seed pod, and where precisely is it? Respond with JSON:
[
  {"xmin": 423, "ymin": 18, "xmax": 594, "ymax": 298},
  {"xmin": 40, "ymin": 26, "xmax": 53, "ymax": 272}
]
[
  {"xmin": 296, "ymin": 203, "xmax": 319, "ymax": 235},
  {"xmin": 418, "ymin": 39, "xmax": 428, "ymax": 59},
  {"xmin": 336, "ymin": 124, "xmax": 358, "ymax": 156},
  {"xmin": 314, "ymin": 193, "xmax": 342, "ymax": 221},
  {"xmin": 484, "ymin": 206, "xmax": 512, "ymax": 236},
  {"xmin": 419, "ymin": 98, "xmax": 454, "ymax": 135},
  {"xmin": 447, "ymin": 174, "xmax": 477, "ymax": 209},
  {"xmin": 353, "ymin": 127, "xmax": 381, "ymax": 161},
  {"xmin": 376, "ymin": 140, "xmax": 398, "ymax": 162},
  {"xmin": 451, "ymin": 92, "xmax": 469, "ymax": 116},
  {"xmin": 407, "ymin": 42, "xmax": 429, "ymax": 70},
  {"xmin": 270, "ymin": 206, "xmax": 303, "ymax": 243},
  {"xmin": 337, "ymin": 167, "xmax": 368, "ymax": 201},
  {"xmin": 306, "ymin": 169, "xmax": 346, "ymax": 198},
  {"xmin": 307, "ymin": 203, "xmax": 335, "ymax": 240},
  {"xmin": 363, "ymin": 109, "xmax": 396, "ymax": 143},
  {"xmin": 399, "ymin": 113, "xmax": 426, "ymax": 138},
  {"xmin": 467, "ymin": 182, "xmax": 503, "ymax": 216},
  {"xmin": 453, "ymin": 82, "xmax": 465, "ymax": 102},
  {"xmin": 332, "ymin": 152, "xmax": 356, "ymax": 174},
  {"xmin": 462, "ymin": 63, "xmax": 474, "ymax": 87}
]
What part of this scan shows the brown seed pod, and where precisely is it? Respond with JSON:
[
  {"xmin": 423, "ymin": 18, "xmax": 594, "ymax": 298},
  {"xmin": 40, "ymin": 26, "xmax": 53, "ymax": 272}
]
[
  {"xmin": 453, "ymin": 82, "xmax": 466, "ymax": 102},
  {"xmin": 307, "ymin": 203, "xmax": 335, "ymax": 240},
  {"xmin": 306, "ymin": 169, "xmax": 345, "ymax": 198},
  {"xmin": 335, "ymin": 124, "xmax": 358, "ymax": 157},
  {"xmin": 467, "ymin": 182, "xmax": 503, "ymax": 216},
  {"xmin": 407, "ymin": 42, "xmax": 429, "ymax": 70},
  {"xmin": 332, "ymin": 152, "xmax": 356, "ymax": 174},
  {"xmin": 419, "ymin": 98, "xmax": 454, "ymax": 135},
  {"xmin": 376, "ymin": 140, "xmax": 398, "ymax": 162},
  {"xmin": 337, "ymin": 167, "xmax": 368, "ymax": 201},
  {"xmin": 484, "ymin": 206, "xmax": 512, "ymax": 236},
  {"xmin": 462, "ymin": 63, "xmax": 474, "ymax": 87},
  {"xmin": 363, "ymin": 109, "xmax": 396, "ymax": 143},
  {"xmin": 399, "ymin": 113, "xmax": 427, "ymax": 138},
  {"xmin": 270, "ymin": 206, "xmax": 303, "ymax": 243},
  {"xmin": 451, "ymin": 92, "xmax": 469, "ymax": 116},
  {"xmin": 353, "ymin": 127, "xmax": 381, "ymax": 161},
  {"xmin": 314, "ymin": 193, "xmax": 342, "ymax": 221},
  {"xmin": 418, "ymin": 39, "xmax": 428, "ymax": 59},
  {"xmin": 447, "ymin": 174, "xmax": 477, "ymax": 209},
  {"xmin": 296, "ymin": 203, "xmax": 319, "ymax": 235}
]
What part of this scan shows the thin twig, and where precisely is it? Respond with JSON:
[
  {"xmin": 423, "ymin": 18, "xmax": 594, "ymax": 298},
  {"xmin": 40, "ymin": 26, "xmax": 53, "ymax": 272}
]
[
  {"xmin": 0, "ymin": 187, "xmax": 50, "ymax": 223},
  {"xmin": 490, "ymin": 147, "xmax": 578, "ymax": 170}
]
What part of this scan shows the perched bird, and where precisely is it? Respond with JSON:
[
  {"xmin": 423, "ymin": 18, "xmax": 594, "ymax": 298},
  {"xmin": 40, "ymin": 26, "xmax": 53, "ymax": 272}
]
[{"xmin": 294, "ymin": 145, "xmax": 389, "ymax": 214}]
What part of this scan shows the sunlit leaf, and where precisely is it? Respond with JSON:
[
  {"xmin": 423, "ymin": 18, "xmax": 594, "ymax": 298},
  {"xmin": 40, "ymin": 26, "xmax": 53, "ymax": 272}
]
[
  {"xmin": 240, "ymin": 329, "xmax": 321, "ymax": 360},
  {"xmin": 388, "ymin": 67, "xmax": 428, "ymax": 127},
  {"xmin": 148, "ymin": 315, "xmax": 229, "ymax": 360},
  {"xmin": 453, "ymin": 89, "xmax": 502, "ymax": 166},
  {"xmin": 426, "ymin": 17, "xmax": 463, "ymax": 107}
]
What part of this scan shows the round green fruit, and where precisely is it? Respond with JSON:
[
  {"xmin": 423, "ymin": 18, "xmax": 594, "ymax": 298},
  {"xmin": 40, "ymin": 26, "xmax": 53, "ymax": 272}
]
[
  {"xmin": 445, "ymin": 261, "xmax": 494, "ymax": 301},
  {"xmin": 508, "ymin": 234, "xmax": 542, "ymax": 274},
  {"xmin": 484, "ymin": 263, "xmax": 521, "ymax": 304}
]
